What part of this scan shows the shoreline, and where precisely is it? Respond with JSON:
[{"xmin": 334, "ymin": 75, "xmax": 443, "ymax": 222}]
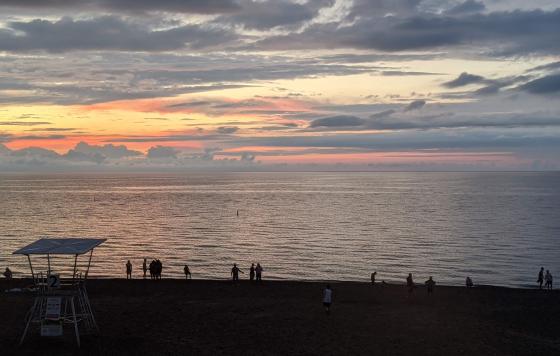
[
  {"xmin": 2, "ymin": 279, "xmax": 559, "ymax": 355},
  {"xmin": 2, "ymin": 277, "xmax": 548, "ymax": 290}
]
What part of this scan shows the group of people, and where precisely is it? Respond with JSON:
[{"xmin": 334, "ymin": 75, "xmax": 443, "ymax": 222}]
[
  {"xmin": 127, "ymin": 259, "xmax": 164, "ymax": 280},
  {"xmin": 231, "ymin": 263, "xmax": 264, "ymax": 282},
  {"xmin": 537, "ymin": 267, "xmax": 553, "ymax": 290}
]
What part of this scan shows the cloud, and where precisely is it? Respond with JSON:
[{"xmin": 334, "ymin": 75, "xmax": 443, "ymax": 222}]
[
  {"xmin": 147, "ymin": 145, "xmax": 179, "ymax": 159},
  {"xmin": 0, "ymin": 16, "xmax": 237, "ymax": 53},
  {"xmin": 71, "ymin": 141, "xmax": 142, "ymax": 159},
  {"xmin": 445, "ymin": 0, "xmax": 486, "ymax": 15},
  {"xmin": 0, "ymin": 0, "xmax": 241, "ymax": 14},
  {"xmin": 443, "ymin": 72, "xmax": 487, "ymax": 88},
  {"xmin": 216, "ymin": 0, "xmax": 333, "ymax": 30},
  {"xmin": 0, "ymin": 121, "xmax": 51, "ymax": 126},
  {"xmin": 519, "ymin": 74, "xmax": 560, "ymax": 94},
  {"xmin": 309, "ymin": 115, "xmax": 366, "ymax": 128},
  {"xmin": 216, "ymin": 126, "xmax": 239, "ymax": 134},
  {"xmin": 403, "ymin": 100, "xmax": 426, "ymax": 111},
  {"xmin": 253, "ymin": 8, "xmax": 560, "ymax": 56}
]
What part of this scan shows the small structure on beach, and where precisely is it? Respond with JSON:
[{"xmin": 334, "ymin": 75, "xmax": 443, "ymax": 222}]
[{"xmin": 13, "ymin": 238, "xmax": 106, "ymax": 346}]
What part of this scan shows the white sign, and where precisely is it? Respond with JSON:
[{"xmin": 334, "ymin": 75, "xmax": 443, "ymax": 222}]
[{"xmin": 45, "ymin": 297, "xmax": 61, "ymax": 320}]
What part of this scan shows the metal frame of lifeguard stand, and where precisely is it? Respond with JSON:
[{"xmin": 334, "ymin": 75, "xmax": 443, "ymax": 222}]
[{"xmin": 13, "ymin": 238, "xmax": 106, "ymax": 347}]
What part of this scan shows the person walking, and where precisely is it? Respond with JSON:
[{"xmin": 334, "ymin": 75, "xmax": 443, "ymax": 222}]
[
  {"xmin": 255, "ymin": 263, "xmax": 263, "ymax": 282},
  {"xmin": 466, "ymin": 276, "xmax": 474, "ymax": 288},
  {"xmin": 545, "ymin": 270, "xmax": 553, "ymax": 290},
  {"xmin": 371, "ymin": 272, "xmax": 377, "ymax": 285},
  {"xmin": 126, "ymin": 260, "xmax": 132, "ymax": 279},
  {"xmin": 425, "ymin": 276, "xmax": 436, "ymax": 294},
  {"xmin": 231, "ymin": 263, "xmax": 243, "ymax": 282},
  {"xmin": 184, "ymin": 265, "xmax": 192, "ymax": 280},
  {"xmin": 323, "ymin": 285, "xmax": 333, "ymax": 315},
  {"xmin": 142, "ymin": 258, "xmax": 148, "ymax": 279},
  {"xmin": 537, "ymin": 267, "xmax": 545, "ymax": 289},
  {"xmin": 249, "ymin": 263, "xmax": 255, "ymax": 281}
]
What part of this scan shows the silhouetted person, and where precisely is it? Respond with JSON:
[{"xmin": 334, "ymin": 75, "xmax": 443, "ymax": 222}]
[
  {"xmin": 231, "ymin": 263, "xmax": 243, "ymax": 282},
  {"xmin": 545, "ymin": 270, "xmax": 553, "ymax": 290},
  {"xmin": 466, "ymin": 276, "xmax": 474, "ymax": 288},
  {"xmin": 406, "ymin": 273, "xmax": 415, "ymax": 296},
  {"xmin": 371, "ymin": 272, "xmax": 377, "ymax": 285},
  {"xmin": 255, "ymin": 263, "xmax": 263, "ymax": 282},
  {"xmin": 249, "ymin": 263, "xmax": 255, "ymax": 281},
  {"xmin": 3, "ymin": 267, "xmax": 12, "ymax": 280},
  {"xmin": 142, "ymin": 258, "xmax": 148, "ymax": 279},
  {"xmin": 323, "ymin": 284, "xmax": 332, "ymax": 315},
  {"xmin": 538, "ymin": 267, "xmax": 544, "ymax": 289},
  {"xmin": 184, "ymin": 265, "xmax": 192, "ymax": 280},
  {"xmin": 126, "ymin": 260, "xmax": 132, "ymax": 279},
  {"xmin": 156, "ymin": 260, "xmax": 162, "ymax": 279},
  {"xmin": 149, "ymin": 260, "xmax": 156, "ymax": 280},
  {"xmin": 425, "ymin": 276, "xmax": 435, "ymax": 294}
]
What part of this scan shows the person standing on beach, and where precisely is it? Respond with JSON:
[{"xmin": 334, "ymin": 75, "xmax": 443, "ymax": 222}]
[
  {"xmin": 231, "ymin": 263, "xmax": 243, "ymax": 282},
  {"xmin": 142, "ymin": 259, "xmax": 148, "ymax": 279},
  {"xmin": 255, "ymin": 263, "xmax": 263, "ymax": 282},
  {"xmin": 149, "ymin": 260, "xmax": 155, "ymax": 279},
  {"xmin": 538, "ymin": 267, "xmax": 545, "ymax": 289},
  {"xmin": 466, "ymin": 276, "xmax": 474, "ymax": 288},
  {"xmin": 406, "ymin": 273, "xmax": 415, "ymax": 296},
  {"xmin": 425, "ymin": 276, "xmax": 435, "ymax": 294},
  {"xmin": 126, "ymin": 260, "xmax": 132, "ymax": 279},
  {"xmin": 371, "ymin": 272, "xmax": 377, "ymax": 285},
  {"xmin": 545, "ymin": 270, "xmax": 553, "ymax": 290},
  {"xmin": 184, "ymin": 265, "xmax": 192, "ymax": 280},
  {"xmin": 156, "ymin": 260, "xmax": 162, "ymax": 280},
  {"xmin": 323, "ymin": 285, "xmax": 333, "ymax": 315},
  {"xmin": 249, "ymin": 263, "xmax": 255, "ymax": 281}
]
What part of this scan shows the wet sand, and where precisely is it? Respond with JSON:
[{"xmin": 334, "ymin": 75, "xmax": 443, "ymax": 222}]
[{"xmin": 1, "ymin": 279, "xmax": 559, "ymax": 355}]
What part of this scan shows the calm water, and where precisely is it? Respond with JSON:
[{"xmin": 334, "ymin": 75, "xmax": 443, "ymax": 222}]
[{"xmin": 0, "ymin": 172, "xmax": 559, "ymax": 287}]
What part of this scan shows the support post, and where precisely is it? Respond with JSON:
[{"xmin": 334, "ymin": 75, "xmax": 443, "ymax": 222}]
[
  {"xmin": 70, "ymin": 297, "xmax": 81, "ymax": 347},
  {"xmin": 85, "ymin": 249, "xmax": 94, "ymax": 280},
  {"xmin": 73, "ymin": 254, "xmax": 78, "ymax": 281},
  {"xmin": 26, "ymin": 255, "xmax": 35, "ymax": 283}
]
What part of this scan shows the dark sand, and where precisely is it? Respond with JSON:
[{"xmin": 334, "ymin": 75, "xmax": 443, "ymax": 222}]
[{"xmin": 1, "ymin": 279, "xmax": 559, "ymax": 355}]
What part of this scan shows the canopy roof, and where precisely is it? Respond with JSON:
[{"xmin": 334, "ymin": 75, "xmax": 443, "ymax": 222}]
[{"xmin": 13, "ymin": 238, "xmax": 106, "ymax": 255}]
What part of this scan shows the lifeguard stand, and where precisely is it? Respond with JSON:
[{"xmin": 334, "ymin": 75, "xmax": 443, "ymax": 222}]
[{"xmin": 13, "ymin": 238, "xmax": 106, "ymax": 346}]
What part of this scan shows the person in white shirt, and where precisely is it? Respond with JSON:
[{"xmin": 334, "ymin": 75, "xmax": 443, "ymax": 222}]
[{"xmin": 323, "ymin": 285, "xmax": 333, "ymax": 315}]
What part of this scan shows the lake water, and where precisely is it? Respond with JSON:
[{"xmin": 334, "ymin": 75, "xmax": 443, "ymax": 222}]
[{"xmin": 1, "ymin": 172, "xmax": 559, "ymax": 287}]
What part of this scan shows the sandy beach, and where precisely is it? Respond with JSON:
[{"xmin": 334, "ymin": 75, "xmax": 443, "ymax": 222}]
[{"xmin": 1, "ymin": 279, "xmax": 559, "ymax": 355}]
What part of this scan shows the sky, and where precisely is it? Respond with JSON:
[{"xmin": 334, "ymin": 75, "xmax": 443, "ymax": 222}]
[{"xmin": 0, "ymin": 0, "xmax": 559, "ymax": 171}]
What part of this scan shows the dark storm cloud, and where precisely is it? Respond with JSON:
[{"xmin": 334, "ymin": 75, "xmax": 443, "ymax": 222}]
[
  {"xmin": 0, "ymin": 0, "xmax": 241, "ymax": 14},
  {"xmin": 309, "ymin": 115, "xmax": 366, "ymax": 128},
  {"xmin": 0, "ymin": 16, "xmax": 236, "ymax": 52},
  {"xmin": 445, "ymin": 0, "xmax": 486, "ymax": 15},
  {"xmin": 519, "ymin": 74, "xmax": 560, "ymax": 94}
]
